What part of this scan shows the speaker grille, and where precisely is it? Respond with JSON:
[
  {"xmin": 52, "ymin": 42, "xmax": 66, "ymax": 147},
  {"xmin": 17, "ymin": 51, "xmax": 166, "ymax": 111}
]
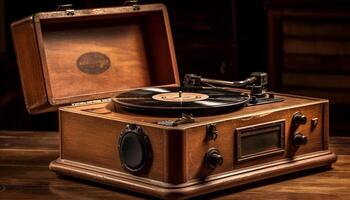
[{"xmin": 118, "ymin": 124, "xmax": 152, "ymax": 175}]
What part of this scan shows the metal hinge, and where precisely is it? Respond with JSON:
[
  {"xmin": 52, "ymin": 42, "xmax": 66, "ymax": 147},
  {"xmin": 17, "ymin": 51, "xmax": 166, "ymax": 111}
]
[
  {"xmin": 124, "ymin": 0, "xmax": 141, "ymax": 10},
  {"xmin": 56, "ymin": 4, "xmax": 75, "ymax": 15},
  {"xmin": 157, "ymin": 113, "xmax": 195, "ymax": 126},
  {"xmin": 71, "ymin": 98, "xmax": 111, "ymax": 107}
]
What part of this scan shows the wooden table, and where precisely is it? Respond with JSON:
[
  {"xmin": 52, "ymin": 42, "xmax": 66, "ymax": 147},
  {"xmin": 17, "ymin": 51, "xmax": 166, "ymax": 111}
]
[{"xmin": 0, "ymin": 131, "xmax": 349, "ymax": 200}]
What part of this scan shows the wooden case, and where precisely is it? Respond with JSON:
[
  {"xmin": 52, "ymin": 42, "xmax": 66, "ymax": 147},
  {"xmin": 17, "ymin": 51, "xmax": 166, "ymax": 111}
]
[
  {"xmin": 51, "ymin": 93, "xmax": 337, "ymax": 199},
  {"xmin": 11, "ymin": 4, "xmax": 179, "ymax": 113},
  {"xmin": 12, "ymin": 3, "xmax": 337, "ymax": 200}
]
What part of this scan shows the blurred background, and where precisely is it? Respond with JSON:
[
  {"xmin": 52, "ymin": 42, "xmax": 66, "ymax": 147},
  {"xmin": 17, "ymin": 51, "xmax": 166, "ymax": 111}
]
[{"xmin": 0, "ymin": 0, "xmax": 349, "ymax": 135}]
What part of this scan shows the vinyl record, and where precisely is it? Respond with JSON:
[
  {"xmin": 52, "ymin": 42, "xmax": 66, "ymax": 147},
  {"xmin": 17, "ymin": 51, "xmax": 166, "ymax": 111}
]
[{"xmin": 112, "ymin": 87, "xmax": 250, "ymax": 115}]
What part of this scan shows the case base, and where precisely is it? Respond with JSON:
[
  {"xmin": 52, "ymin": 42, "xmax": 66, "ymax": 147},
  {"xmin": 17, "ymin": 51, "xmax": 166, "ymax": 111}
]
[{"xmin": 50, "ymin": 151, "xmax": 336, "ymax": 200}]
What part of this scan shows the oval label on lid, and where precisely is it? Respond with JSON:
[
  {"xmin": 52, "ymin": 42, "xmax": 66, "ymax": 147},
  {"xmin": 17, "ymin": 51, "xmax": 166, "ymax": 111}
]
[{"xmin": 77, "ymin": 52, "xmax": 111, "ymax": 74}]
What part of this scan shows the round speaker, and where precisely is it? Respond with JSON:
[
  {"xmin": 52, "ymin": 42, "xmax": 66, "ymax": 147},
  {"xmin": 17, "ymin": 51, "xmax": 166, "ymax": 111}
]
[{"xmin": 118, "ymin": 124, "xmax": 152, "ymax": 175}]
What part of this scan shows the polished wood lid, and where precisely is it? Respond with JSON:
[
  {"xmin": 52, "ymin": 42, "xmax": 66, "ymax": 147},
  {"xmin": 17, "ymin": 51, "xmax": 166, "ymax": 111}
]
[{"xmin": 12, "ymin": 4, "xmax": 179, "ymax": 113}]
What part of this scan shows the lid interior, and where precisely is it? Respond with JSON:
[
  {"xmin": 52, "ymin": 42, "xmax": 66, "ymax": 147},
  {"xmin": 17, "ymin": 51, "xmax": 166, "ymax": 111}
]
[{"xmin": 37, "ymin": 8, "xmax": 178, "ymax": 105}]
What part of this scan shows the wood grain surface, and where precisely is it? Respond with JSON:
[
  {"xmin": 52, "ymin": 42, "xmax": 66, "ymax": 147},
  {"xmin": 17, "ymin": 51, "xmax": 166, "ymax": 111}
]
[
  {"xmin": 11, "ymin": 4, "xmax": 179, "ymax": 113},
  {"xmin": 0, "ymin": 131, "xmax": 349, "ymax": 200}
]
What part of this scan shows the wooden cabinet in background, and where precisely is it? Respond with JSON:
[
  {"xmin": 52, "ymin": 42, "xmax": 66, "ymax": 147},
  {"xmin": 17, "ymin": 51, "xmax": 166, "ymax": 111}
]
[
  {"xmin": 168, "ymin": 0, "xmax": 239, "ymax": 81},
  {"xmin": 264, "ymin": 0, "xmax": 350, "ymax": 135},
  {"xmin": 0, "ymin": 1, "xmax": 5, "ymax": 57}
]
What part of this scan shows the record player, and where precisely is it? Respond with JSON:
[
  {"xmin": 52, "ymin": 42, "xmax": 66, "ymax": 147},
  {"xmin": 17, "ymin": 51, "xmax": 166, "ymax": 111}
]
[{"xmin": 11, "ymin": 3, "xmax": 337, "ymax": 200}]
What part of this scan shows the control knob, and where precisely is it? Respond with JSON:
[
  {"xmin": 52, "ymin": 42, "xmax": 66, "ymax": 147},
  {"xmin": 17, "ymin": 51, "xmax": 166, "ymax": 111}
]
[
  {"xmin": 292, "ymin": 132, "xmax": 308, "ymax": 147},
  {"xmin": 205, "ymin": 148, "xmax": 223, "ymax": 169},
  {"xmin": 293, "ymin": 112, "xmax": 307, "ymax": 126}
]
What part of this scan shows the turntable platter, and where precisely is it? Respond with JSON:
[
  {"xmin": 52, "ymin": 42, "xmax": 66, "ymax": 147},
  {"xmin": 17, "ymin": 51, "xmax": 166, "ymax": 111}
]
[{"xmin": 112, "ymin": 87, "xmax": 250, "ymax": 115}]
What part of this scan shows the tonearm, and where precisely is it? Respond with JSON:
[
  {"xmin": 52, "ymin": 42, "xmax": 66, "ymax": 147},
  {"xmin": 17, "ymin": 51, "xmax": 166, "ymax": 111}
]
[{"xmin": 184, "ymin": 72, "xmax": 269, "ymax": 98}]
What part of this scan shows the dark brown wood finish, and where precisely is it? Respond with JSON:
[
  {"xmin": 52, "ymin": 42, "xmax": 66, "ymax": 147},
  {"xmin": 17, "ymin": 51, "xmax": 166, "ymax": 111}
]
[
  {"xmin": 264, "ymin": 1, "xmax": 350, "ymax": 134},
  {"xmin": 0, "ymin": 131, "xmax": 348, "ymax": 200}
]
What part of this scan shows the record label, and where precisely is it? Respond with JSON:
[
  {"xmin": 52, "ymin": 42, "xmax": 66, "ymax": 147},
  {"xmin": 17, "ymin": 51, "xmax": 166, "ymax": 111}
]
[{"xmin": 152, "ymin": 92, "xmax": 209, "ymax": 102}]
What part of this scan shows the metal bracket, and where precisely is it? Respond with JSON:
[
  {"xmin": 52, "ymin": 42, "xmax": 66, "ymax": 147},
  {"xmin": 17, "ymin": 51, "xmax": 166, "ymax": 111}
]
[
  {"xmin": 206, "ymin": 124, "xmax": 218, "ymax": 140},
  {"xmin": 56, "ymin": 4, "xmax": 75, "ymax": 15},
  {"xmin": 157, "ymin": 113, "xmax": 195, "ymax": 127},
  {"xmin": 124, "ymin": 0, "xmax": 141, "ymax": 10},
  {"xmin": 71, "ymin": 98, "xmax": 111, "ymax": 107}
]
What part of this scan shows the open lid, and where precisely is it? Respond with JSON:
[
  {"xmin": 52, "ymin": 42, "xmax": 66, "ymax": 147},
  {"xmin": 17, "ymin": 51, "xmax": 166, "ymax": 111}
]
[{"xmin": 32, "ymin": 4, "xmax": 179, "ymax": 107}]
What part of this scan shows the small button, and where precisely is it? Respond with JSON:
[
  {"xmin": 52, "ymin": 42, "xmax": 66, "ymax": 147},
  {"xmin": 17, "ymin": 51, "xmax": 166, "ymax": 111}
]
[{"xmin": 311, "ymin": 118, "xmax": 319, "ymax": 128}]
